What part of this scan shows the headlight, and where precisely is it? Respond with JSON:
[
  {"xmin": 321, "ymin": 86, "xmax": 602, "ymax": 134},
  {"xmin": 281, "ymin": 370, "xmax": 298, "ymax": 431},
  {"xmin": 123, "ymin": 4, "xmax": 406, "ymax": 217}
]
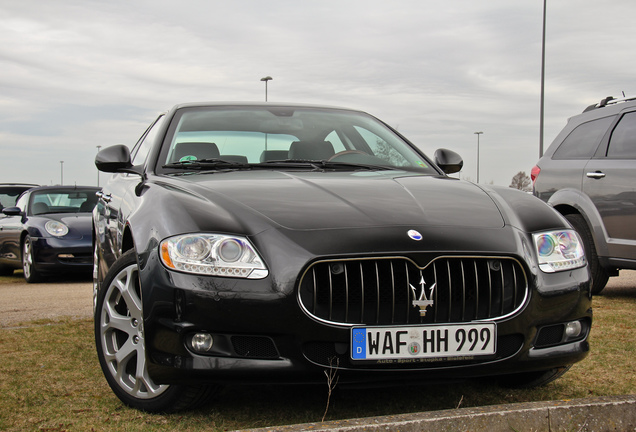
[
  {"xmin": 160, "ymin": 234, "xmax": 268, "ymax": 279},
  {"xmin": 533, "ymin": 230, "xmax": 586, "ymax": 273},
  {"xmin": 45, "ymin": 220, "xmax": 69, "ymax": 237}
]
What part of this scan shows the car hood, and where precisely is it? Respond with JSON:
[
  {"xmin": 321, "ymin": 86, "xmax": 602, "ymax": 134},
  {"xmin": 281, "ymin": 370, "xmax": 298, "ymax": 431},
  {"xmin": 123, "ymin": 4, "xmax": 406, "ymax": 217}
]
[{"xmin": 174, "ymin": 171, "xmax": 505, "ymax": 231}]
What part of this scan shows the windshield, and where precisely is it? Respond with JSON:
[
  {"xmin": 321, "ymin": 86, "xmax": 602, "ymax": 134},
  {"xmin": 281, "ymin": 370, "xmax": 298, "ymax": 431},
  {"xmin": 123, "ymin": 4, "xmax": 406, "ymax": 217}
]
[
  {"xmin": 0, "ymin": 186, "xmax": 33, "ymax": 210},
  {"xmin": 28, "ymin": 189, "xmax": 100, "ymax": 215},
  {"xmin": 156, "ymin": 106, "xmax": 438, "ymax": 174}
]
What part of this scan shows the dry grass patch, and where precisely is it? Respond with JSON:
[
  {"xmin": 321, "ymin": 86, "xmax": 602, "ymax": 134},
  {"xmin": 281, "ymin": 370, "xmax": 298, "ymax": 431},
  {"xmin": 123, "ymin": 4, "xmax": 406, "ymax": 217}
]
[{"xmin": 0, "ymin": 288, "xmax": 634, "ymax": 431}]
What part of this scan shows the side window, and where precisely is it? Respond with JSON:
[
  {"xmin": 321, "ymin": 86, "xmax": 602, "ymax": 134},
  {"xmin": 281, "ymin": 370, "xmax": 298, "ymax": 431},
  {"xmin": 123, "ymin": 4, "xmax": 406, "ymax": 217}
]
[
  {"xmin": 15, "ymin": 194, "xmax": 28, "ymax": 212},
  {"xmin": 553, "ymin": 116, "xmax": 615, "ymax": 160},
  {"xmin": 607, "ymin": 112, "xmax": 636, "ymax": 159},
  {"xmin": 132, "ymin": 115, "xmax": 166, "ymax": 165}
]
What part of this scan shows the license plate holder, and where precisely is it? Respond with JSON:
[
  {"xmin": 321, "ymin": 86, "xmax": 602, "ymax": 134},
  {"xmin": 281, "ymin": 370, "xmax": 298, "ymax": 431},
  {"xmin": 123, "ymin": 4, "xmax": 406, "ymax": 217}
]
[{"xmin": 351, "ymin": 323, "xmax": 496, "ymax": 361}]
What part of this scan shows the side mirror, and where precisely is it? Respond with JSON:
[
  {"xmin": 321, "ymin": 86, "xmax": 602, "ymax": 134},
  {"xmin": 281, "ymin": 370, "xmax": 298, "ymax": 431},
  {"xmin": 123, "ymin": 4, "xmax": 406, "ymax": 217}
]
[
  {"xmin": 95, "ymin": 145, "xmax": 141, "ymax": 175},
  {"xmin": 434, "ymin": 148, "xmax": 464, "ymax": 174},
  {"xmin": 2, "ymin": 206, "xmax": 22, "ymax": 216}
]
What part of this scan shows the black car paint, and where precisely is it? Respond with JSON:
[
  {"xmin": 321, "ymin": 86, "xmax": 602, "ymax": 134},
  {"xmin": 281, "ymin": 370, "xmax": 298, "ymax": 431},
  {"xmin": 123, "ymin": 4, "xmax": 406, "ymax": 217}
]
[
  {"xmin": 94, "ymin": 103, "xmax": 591, "ymax": 392},
  {"xmin": 105, "ymin": 174, "xmax": 588, "ymax": 384}
]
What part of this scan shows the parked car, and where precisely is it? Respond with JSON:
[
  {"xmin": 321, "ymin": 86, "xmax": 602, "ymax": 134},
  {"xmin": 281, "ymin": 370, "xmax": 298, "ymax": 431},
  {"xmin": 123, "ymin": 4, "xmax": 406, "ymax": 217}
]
[
  {"xmin": 94, "ymin": 102, "xmax": 591, "ymax": 413},
  {"xmin": 0, "ymin": 183, "xmax": 38, "ymax": 212},
  {"xmin": 533, "ymin": 95, "xmax": 636, "ymax": 294},
  {"xmin": 0, "ymin": 185, "xmax": 100, "ymax": 281}
]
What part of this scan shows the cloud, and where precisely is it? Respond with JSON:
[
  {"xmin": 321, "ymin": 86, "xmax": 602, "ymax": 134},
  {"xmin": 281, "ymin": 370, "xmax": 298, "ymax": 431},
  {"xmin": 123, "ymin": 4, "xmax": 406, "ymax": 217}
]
[{"xmin": 1, "ymin": 0, "xmax": 635, "ymax": 187}]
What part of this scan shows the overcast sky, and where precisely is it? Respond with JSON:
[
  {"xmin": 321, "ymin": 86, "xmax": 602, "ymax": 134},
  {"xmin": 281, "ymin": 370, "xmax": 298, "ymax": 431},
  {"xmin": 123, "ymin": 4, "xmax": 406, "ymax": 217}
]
[{"xmin": 1, "ymin": 0, "xmax": 634, "ymax": 188}]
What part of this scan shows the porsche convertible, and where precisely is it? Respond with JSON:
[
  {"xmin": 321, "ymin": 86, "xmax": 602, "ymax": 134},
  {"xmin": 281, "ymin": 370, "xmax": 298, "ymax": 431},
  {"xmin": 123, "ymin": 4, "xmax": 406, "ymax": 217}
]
[
  {"xmin": 93, "ymin": 102, "xmax": 591, "ymax": 412},
  {"xmin": 0, "ymin": 185, "xmax": 100, "ymax": 281}
]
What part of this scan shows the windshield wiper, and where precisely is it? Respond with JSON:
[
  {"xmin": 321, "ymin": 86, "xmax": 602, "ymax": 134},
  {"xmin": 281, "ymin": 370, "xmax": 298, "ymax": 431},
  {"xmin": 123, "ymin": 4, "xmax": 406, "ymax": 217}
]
[
  {"xmin": 162, "ymin": 158, "xmax": 249, "ymax": 170},
  {"xmin": 314, "ymin": 160, "xmax": 392, "ymax": 170},
  {"xmin": 256, "ymin": 159, "xmax": 391, "ymax": 171},
  {"xmin": 163, "ymin": 158, "xmax": 392, "ymax": 172}
]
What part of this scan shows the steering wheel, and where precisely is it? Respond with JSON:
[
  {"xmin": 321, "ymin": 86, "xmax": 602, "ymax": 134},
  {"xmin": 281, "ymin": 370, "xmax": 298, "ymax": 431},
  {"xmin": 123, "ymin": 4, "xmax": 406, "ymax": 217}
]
[{"xmin": 328, "ymin": 150, "xmax": 368, "ymax": 161}]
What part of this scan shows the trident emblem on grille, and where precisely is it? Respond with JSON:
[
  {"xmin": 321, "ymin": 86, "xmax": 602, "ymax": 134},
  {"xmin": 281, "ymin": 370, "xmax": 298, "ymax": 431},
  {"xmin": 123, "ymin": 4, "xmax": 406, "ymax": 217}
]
[{"xmin": 410, "ymin": 275, "xmax": 436, "ymax": 316}]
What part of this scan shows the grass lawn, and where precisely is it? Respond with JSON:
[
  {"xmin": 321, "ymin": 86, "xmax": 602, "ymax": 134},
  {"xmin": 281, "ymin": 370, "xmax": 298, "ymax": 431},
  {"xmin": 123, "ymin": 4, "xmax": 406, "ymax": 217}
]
[{"xmin": 0, "ymin": 286, "xmax": 634, "ymax": 431}]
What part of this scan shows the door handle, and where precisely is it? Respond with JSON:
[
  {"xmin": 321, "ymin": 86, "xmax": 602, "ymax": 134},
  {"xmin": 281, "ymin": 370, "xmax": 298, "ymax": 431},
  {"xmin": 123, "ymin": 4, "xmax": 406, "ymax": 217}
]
[{"xmin": 586, "ymin": 171, "xmax": 606, "ymax": 179}]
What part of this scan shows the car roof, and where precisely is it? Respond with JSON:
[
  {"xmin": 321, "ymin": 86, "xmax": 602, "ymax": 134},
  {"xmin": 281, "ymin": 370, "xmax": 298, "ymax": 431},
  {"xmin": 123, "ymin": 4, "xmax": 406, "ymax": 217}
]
[
  {"xmin": 581, "ymin": 96, "xmax": 636, "ymax": 114},
  {"xmin": 24, "ymin": 185, "xmax": 100, "ymax": 192},
  {"xmin": 171, "ymin": 101, "xmax": 365, "ymax": 113},
  {"xmin": 0, "ymin": 183, "xmax": 38, "ymax": 188}
]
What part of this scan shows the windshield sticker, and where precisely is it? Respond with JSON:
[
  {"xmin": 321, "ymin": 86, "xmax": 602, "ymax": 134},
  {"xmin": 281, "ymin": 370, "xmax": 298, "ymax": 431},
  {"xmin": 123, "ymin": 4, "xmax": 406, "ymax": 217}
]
[{"xmin": 179, "ymin": 155, "xmax": 198, "ymax": 162}]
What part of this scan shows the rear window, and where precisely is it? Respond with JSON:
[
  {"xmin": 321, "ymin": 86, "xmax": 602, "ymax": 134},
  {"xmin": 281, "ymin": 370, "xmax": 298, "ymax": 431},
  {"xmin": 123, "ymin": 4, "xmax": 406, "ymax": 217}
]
[
  {"xmin": 607, "ymin": 112, "xmax": 636, "ymax": 159},
  {"xmin": 553, "ymin": 116, "xmax": 614, "ymax": 160}
]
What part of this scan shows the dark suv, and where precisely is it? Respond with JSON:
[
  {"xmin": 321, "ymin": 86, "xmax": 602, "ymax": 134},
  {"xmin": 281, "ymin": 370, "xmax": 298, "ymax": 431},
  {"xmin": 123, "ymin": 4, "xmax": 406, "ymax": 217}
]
[{"xmin": 533, "ymin": 96, "xmax": 636, "ymax": 294}]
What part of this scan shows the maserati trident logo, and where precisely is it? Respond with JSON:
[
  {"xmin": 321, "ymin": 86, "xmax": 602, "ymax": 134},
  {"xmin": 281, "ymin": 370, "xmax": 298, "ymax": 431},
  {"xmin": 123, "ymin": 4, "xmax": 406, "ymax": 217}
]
[
  {"xmin": 410, "ymin": 274, "xmax": 436, "ymax": 316},
  {"xmin": 407, "ymin": 230, "xmax": 422, "ymax": 241}
]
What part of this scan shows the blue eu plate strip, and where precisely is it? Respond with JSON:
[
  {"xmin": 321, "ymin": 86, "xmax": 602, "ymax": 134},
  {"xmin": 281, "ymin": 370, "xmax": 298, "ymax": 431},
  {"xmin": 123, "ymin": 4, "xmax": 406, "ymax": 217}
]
[{"xmin": 352, "ymin": 328, "xmax": 366, "ymax": 359}]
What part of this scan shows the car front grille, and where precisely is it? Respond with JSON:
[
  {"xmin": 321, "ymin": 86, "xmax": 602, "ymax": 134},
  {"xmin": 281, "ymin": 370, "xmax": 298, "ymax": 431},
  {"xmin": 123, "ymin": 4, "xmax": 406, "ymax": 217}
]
[{"xmin": 298, "ymin": 257, "xmax": 528, "ymax": 326}]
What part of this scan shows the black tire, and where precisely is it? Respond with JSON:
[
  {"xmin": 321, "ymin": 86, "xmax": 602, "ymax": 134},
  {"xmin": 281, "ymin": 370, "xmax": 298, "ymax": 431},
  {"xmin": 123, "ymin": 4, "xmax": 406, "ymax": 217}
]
[
  {"xmin": 94, "ymin": 249, "xmax": 215, "ymax": 412},
  {"xmin": 499, "ymin": 365, "xmax": 572, "ymax": 389},
  {"xmin": 0, "ymin": 265, "xmax": 14, "ymax": 276},
  {"xmin": 22, "ymin": 235, "xmax": 41, "ymax": 283},
  {"xmin": 564, "ymin": 213, "xmax": 609, "ymax": 295}
]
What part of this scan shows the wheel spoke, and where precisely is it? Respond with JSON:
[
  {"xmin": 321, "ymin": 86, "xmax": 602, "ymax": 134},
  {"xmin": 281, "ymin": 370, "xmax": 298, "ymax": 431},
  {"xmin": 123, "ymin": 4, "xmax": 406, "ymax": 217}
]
[
  {"xmin": 133, "ymin": 351, "xmax": 165, "ymax": 396},
  {"xmin": 103, "ymin": 307, "xmax": 132, "ymax": 333},
  {"xmin": 113, "ymin": 337, "xmax": 137, "ymax": 369},
  {"xmin": 23, "ymin": 242, "xmax": 32, "ymax": 278},
  {"xmin": 116, "ymin": 267, "xmax": 143, "ymax": 320}
]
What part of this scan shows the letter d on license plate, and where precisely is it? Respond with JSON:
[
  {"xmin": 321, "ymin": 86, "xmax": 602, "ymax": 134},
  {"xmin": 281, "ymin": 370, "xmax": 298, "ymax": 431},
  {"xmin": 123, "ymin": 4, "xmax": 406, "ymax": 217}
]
[{"xmin": 351, "ymin": 323, "xmax": 496, "ymax": 360}]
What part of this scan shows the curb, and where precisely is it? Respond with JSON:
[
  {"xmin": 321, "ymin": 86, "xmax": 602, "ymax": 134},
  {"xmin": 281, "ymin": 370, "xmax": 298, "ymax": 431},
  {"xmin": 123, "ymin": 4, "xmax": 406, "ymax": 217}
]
[{"xmin": 240, "ymin": 395, "xmax": 636, "ymax": 431}]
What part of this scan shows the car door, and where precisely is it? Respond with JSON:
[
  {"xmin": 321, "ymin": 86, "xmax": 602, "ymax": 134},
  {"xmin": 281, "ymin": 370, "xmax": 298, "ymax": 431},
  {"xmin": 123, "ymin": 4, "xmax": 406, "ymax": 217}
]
[{"xmin": 583, "ymin": 110, "xmax": 636, "ymax": 259}]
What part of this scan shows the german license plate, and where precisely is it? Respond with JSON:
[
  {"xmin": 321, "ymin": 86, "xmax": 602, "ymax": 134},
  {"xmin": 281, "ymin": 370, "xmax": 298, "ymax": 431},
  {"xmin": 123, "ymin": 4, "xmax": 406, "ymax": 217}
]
[{"xmin": 351, "ymin": 323, "xmax": 496, "ymax": 360}]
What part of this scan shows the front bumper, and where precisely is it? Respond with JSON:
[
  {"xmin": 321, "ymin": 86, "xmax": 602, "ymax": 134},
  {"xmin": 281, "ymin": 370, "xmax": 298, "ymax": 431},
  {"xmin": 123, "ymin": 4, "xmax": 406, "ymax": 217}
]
[
  {"xmin": 32, "ymin": 236, "xmax": 93, "ymax": 273},
  {"xmin": 139, "ymin": 249, "xmax": 592, "ymax": 386}
]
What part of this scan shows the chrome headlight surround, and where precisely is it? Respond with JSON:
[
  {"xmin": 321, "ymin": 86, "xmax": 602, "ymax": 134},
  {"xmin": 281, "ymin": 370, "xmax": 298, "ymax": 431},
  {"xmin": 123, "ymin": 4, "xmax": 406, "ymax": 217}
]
[
  {"xmin": 45, "ymin": 220, "xmax": 69, "ymax": 237},
  {"xmin": 533, "ymin": 230, "xmax": 586, "ymax": 273},
  {"xmin": 160, "ymin": 234, "xmax": 268, "ymax": 279}
]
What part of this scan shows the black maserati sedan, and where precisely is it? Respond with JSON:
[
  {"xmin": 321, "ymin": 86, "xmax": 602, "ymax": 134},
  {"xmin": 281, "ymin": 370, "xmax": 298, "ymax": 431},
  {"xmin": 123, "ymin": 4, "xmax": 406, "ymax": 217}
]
[{"xmin": 93, "ymin": 102, "xmax": 592, "ymax": 412}]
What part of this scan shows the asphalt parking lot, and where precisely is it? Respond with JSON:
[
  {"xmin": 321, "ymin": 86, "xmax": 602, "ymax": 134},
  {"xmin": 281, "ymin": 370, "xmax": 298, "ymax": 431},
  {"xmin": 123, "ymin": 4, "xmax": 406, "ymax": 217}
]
[
  {"xmin": 0, "ymin": 274, "xmax": 92, "ymax": 327},
  {"xmin": 2, "ymin": 270, "xmax": 635, "ymax": 328}
]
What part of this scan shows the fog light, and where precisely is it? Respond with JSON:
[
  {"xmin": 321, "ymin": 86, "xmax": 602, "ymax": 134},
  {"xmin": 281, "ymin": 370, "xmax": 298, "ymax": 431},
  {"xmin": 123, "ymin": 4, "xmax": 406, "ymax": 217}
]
[
  {"xmin": 191, "ymin": 333, "xmax": 214, "ymax": 352},
  {"xmin": 565, "ymin": 321, "xmax": 582, "ymax": 339}
]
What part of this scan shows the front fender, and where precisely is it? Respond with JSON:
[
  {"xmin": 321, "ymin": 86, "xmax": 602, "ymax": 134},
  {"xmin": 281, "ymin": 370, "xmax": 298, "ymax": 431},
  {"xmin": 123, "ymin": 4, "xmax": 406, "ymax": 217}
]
[
  {"xmin": 123, "ymin": 178, "xmax": 273, "ymax": 272},
  {"xmin": 481, "ymin": 185, "xmax": 570, "ymax": 233}
]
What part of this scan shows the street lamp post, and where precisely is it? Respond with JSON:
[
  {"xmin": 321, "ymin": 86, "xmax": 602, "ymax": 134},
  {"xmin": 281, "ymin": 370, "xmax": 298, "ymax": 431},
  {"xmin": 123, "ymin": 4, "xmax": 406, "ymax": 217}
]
[
  {"xmin": 474, "ymin": 132, "xmax": 483, "ymax": 183},
  {"xmin": 260, "ymin": 76, "xmax": 273, "ymax": 101},
  {"xmin": 540, "ymin": 0, "xmax": 547, "ymax": 158},
  {"xmin": 60, "ymin": 161, "xmax": 64, "ymax": 185}
]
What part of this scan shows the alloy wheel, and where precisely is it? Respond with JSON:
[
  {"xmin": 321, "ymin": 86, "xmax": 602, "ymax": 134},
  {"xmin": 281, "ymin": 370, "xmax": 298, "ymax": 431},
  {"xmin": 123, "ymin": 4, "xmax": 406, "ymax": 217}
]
[{"xmin": 98, "ymin": 262, "xmax": 168, "ymax": 399}]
